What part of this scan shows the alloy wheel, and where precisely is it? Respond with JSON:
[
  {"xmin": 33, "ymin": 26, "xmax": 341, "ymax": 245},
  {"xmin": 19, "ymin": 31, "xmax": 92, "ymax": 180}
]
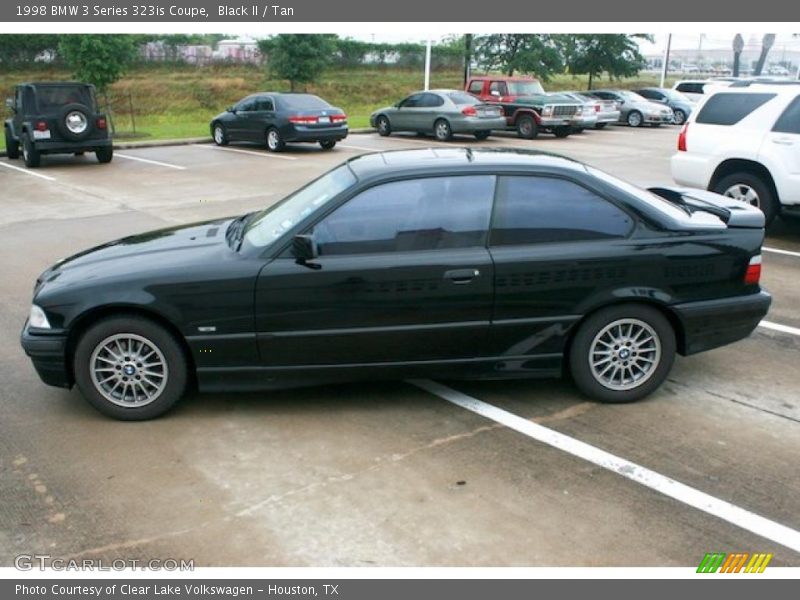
[
  {"xmin": 89, "ymin": 333, "xmax": 168, "ymax": 407},
  {"xmin": 589, "ymin": 319, "xmax": 662, "ymax": 391},
  {"xmin": 723, "ymin": 183, "xmax": 761, "ymax": 208}
]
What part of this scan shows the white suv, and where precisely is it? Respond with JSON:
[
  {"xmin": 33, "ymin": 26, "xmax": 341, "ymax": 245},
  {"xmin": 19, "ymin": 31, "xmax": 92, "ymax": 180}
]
[{"xmin": 671, "ymin": 82, "xmax": 800, "ymax": 225}]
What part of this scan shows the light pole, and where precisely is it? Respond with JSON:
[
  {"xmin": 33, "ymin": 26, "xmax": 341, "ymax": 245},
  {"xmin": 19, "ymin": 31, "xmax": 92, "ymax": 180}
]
[
  {"xmin": 424, "ymin": 38, "xmax": 432, "ymax": 90},
  {"xmin": 660, "ymin": 34, "xmax": 672, "ymax": 88}
]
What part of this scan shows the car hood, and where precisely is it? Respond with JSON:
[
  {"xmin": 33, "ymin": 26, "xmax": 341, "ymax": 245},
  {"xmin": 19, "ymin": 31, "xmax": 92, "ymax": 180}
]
[{"xmin": 36, "ymin": 217, "xmax": 234, "ymax": 291}]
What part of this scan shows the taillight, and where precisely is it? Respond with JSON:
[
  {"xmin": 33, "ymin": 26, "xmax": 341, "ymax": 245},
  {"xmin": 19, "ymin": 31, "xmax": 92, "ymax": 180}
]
[
  {"xmin": 288, "ymin": 115, "xmax": 318, "ymax": 124},
  {"xmin": 677, "ymin": 122, "xmax": 688, "ymax": 152},
  {"xmin": 744, "ymin": 255, "xmax": 762, "ymax": 285},
  {"xmin": 35, "ymin": 121, "xmax": 48, "ymax": 132},
  {"xmin": 594, "ymin": 103, "xmax": 601, "ymax": 113},
  {"xmin": 331, "ymin": 114, "xmax": 347, "ymax": 123},
  {"xmin": 461, "ymin": 106, "xmax": 477, "ymax": 117},
  {"xmin": 96, "ymin": 117, "xmax": 107, "ymax": 129}
]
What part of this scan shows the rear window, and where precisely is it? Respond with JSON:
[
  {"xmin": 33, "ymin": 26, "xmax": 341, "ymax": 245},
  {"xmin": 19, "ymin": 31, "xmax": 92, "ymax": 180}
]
[
  {"xmin": 772, "ymin": 95, "xmax": 800, "ymax": 134},
  {"xmin": 675, "ymin": 82, "xmax": 705, "ymax": 94},
  {"xmin": 448, "ymin": 91, "xmax": 479, "ymax": 105},
  {"xmin": 277, "ymin": 94, "xmax": 330, "ymax": 110},
  {"xmin": 695, "ymin": 93, "xmax": 776, "ymax": 126},
  {"xmin": 36, "ymin": 85, "xmax": 94, "ymax": 111}
]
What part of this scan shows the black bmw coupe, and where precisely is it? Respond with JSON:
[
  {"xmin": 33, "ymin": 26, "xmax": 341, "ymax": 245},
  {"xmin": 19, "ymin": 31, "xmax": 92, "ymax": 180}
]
[{"xmin": 22, "ymin": 148, "xmax": 770, "ymax": 420}]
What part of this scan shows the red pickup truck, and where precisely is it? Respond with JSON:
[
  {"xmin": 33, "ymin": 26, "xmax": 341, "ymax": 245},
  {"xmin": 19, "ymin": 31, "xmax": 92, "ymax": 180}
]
[{"xmin": 466, "ymin": 76, "xmax": 583, "ymax": 139}]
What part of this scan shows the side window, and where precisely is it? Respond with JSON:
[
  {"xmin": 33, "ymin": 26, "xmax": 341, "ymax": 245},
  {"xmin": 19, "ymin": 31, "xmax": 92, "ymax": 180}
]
[
  {"xmin": 236, "ymin": 98, "xmax": 257, "ymax": 112},
  {"xmin": 16, "ymin": 88, "xmax": 23, "ymax": 112},
  {"xmin": 638, "ymin": 90, "xmax": 655, "ymax": 99},
  {"xmin": 593, "ymin": 92, "xmax": 611, "ymax": 100},
  {"xmin": 420, "ymin": 93, "xmax": 445, "ymax": 108},
  {"xmin": 772, "ymin": 95, "xmax": 800, "ymax": 134},
  {"xmin": 676, "ymin": 83, "xmax": 702, "ymax": 94},
  {"xmin": 489, "ymin": 81, "xmax": 508, "ymax": 96},
  {"xmin": 311, "ymin": 176, "xmax": 496, "ymax": 256},
  {"xmin": 256, "ymin": 98, "xmax": 274, "ymax": 111},
  {"xmin": 490, "ymin": 176, "xmax": 634, "ymax": 246},
  {"xmin": 695, "ymin": 93, "xmax": 776, "ymax": 126},
  {"xmin": 468, "ymin": 80, "xmax": 484, "ymax": 95},
  {"xmin": 400, "ymin": 94, "xmax": 423, "ymax": 108}
]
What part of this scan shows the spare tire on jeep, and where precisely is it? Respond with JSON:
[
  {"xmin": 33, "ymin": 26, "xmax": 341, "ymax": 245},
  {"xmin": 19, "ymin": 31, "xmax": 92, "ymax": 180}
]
[{"xmin": 57, "ymin": 103, "xmax": 94, "ymax": 141}]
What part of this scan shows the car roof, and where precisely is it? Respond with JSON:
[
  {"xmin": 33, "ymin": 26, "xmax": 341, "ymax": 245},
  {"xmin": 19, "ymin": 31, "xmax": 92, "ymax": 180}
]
[{"xmin": 346, "ymin": 148, "xmax": 586, "ymax": 180}]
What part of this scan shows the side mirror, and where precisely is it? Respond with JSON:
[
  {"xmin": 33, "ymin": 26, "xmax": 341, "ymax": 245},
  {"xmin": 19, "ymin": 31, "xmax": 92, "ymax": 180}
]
[
  {"xmin": 226, "ymin": 106, "xmax": 235, "ymax": 113},
  {"xmin": 5, "ymin": 97, "xmax": 15, "ymax": 111},
  {"xmin": 292, "ymin": 234, "xmax": 320, "ymax": 269}
]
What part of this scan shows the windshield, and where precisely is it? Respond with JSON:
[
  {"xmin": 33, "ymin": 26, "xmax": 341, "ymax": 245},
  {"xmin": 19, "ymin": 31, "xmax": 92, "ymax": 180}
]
[
  {"xmin": 243, "ymin": 164, "xmax": 357, "ymax": 248},
  {"xmin": 508, "ymin": 81, "xmax": 545, "ymax": 96}
]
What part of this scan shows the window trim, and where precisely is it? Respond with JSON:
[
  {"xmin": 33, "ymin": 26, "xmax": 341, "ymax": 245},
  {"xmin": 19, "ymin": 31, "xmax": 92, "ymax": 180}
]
[{"xmin": 487, "ymin": 174, "xmax": 637, "ymax": 248}]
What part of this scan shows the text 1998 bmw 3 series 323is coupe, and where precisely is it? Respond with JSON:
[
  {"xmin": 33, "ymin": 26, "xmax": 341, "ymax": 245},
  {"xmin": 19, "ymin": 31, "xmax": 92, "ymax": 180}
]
[{"xmin": 21, "ymin": 149, "xmax": 771, "ymax": 420}]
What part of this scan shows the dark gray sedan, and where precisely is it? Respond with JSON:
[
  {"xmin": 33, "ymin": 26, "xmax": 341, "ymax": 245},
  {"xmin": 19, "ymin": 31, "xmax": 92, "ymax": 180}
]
[
  {"xmin": 370, "ymin": 90, "xmax": 507, "ymax": 141},
  {"xmin": 635, "ymin": 87, "xmax": 694, "ymax": 125}
]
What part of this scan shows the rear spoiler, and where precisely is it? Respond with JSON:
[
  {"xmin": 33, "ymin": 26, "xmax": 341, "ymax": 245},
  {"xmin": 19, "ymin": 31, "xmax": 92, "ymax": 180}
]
[{"xmin": 648, "ymin": 186, "xmax": 765, "ymax": 229}]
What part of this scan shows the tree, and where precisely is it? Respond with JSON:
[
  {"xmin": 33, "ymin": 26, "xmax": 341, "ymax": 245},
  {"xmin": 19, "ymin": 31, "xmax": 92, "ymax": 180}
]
[
  {"xmin": 259, "ymin": 35, "xmax": 336, "ymax": 91},
  {"xmin": 562, "ymin": 34, "xmax": 651, "ymax": 90},
  {"xmin": 0, "ymin": 35, "xmax": 61, "ymax": 64},
  {"xmin": 473, "ymin": 34, "xmax": 563, "ymax": 80},
  {"xmin": 58, "ymin": 35, "xmax": 138, "ymax": 92}
]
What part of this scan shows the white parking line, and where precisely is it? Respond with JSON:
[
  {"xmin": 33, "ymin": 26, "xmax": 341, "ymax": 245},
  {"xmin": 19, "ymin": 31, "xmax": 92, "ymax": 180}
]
[
  {"xmin": 410, "ymin": 378, "xmax": 800, "ymax": 554},
  {"xmin": 0, "ymin": 161, "xmax": 56, "ymax": 181},
  {"xmin": 764, "ymin": 246, "xmax": 800, "ymax": 259},
  {"xmin": 759, "ymin": 320, "xmax": 800, "ymax": 337},
  {"xmin": 193, "ymin": 144, "xmax": 297, "ymax": 161},
  {"xmin": 115, "ymin": 153, "xmax": 187, "ymax": 170},
  {"xmin": 338, "ymin": 143, "xmax": 384, "ymax": 153}
]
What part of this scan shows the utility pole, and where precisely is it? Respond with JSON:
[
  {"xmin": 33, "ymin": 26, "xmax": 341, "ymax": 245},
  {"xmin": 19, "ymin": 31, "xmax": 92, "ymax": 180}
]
[
  {"xmin": 660, "ymin": 33, "xmax": 672, "ymax": 88},
  {"xmin": 463, "ymin": 34, "xmax": 473, "ymax": 88},
  {"xmin": 424, "ymin": 38, "xmax": 432, "ymax": 90}
]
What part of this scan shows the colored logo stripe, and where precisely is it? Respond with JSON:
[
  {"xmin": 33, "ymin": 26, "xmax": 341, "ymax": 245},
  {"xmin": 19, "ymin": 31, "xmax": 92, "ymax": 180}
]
[{"xmin": 697, "ymin": 552, "xmax": 773, "ymax": 573}]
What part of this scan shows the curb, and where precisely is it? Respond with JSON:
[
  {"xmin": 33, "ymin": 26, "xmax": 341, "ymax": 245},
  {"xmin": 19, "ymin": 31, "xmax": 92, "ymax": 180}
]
[{"xmin": 0, "ymin": 129, "xmax": 378, "ymax": 158}]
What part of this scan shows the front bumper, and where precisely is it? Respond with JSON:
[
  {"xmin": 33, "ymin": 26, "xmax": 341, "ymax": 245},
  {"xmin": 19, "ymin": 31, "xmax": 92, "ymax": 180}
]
[
  {"xmin": 538, "ymin": 117, "xmax": 573, "ymax": 128},
  {"xmin": 20, "ymin": 321, "xmax": 71, "ymax": 388},
  {"xmin": 671, "ymin": 290, "xmax": 771, "ymax": 356},
  {"xmin": 33, "ymin": 138, "xmax": 112, "ymax": 154},
  {"xmin": 643, "ymin": 113, "xmax": 674, "ymax": 124},
  {"xmin": 285, "ymin": 125, "xmax": 349, "ymax": 143}
]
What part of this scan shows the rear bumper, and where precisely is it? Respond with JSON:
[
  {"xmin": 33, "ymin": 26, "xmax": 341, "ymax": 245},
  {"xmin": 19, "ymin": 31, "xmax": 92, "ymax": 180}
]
[
  {"xmin": 33, "ymin": 138, "xmax": 112, "ymax": 154},
  {"xmin": 451, "ymin": 116, "xmax": 508, "ymax": 133},
  {"xmin": 671, "ymin": 291, "xmax": 771, "ymax": 355},
  {"xmin": 285, "ymin": 125, "xmax": 348, "ymax": 143},
  {"xmin": 20, "ymin": 321, "xmax": 71, "ymax": 388}
]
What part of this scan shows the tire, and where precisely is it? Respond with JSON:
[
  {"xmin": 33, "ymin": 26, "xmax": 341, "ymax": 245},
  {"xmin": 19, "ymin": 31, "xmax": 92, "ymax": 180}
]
[
  {"xmin": 21, "ymin": 133, "xmax": 41, "ymax": 168},
  {"xmin": 57, "ymin": 103, "xmax": 93, "ymax": 141},
  {"xmin": 595, "ymin": 123, "xmax": 607, "ymax": 130},
  {"xmin": 516, "ymin": 114, "xmax": 538, "ymax": 139},
  {"xmin": 554, "ymin": 126, "xmax": 571, "ymax": 138},
  {"xmin": 673, "ymin": 109, "xmax": 686, "ymax": 125},
  {"xmin": 319, "ymin": 139, "xmax": 336, "ymax": 150},
  {"xmin": 5, "ymin": 126, "xmax": 19, "ymax": 159},
  {"xmin": 95, "ymin": 146, "xmax": 113, "ymax": 164},
  {"xmin": 713, "ymin": 172, "xmax": 780, "ymax": 226},
  {"xmin": 266, "ymin": 127, "xmax": 285, "ymax": 152},
  {"xmin": 627, "ymin": 111, "xmax": 643, "ymax": 127},
  {"xmin": 376, "ymin": 115, "xmax": 391, "ymax": 137},
  {"xmin": 212, "ymin": 123, "xmax": 228, "ymax": 146},
  {"xmin": 474, "ymin": 130, "xmax": 491, "ymax": 141},
  {"xmin": 434, "ymin": 119, "xmax": 452, "ymax": 142},
  {"xmin": 569, "ymin": 304, "xmax": 676, "ymax": 404},
  {"xmin": 73, "ymin": 315, "xmax": 189, "ymax": 420}
]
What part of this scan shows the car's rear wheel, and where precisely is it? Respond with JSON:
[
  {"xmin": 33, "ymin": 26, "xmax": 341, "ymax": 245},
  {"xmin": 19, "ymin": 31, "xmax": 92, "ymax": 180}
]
[
  {"xmin": 627, "ymin": 111, "xmax": 643, "ymax": 127},
  {"xmin": 5, "ymin": 127, "xmax": 19, "ymax": 159},
  {"xmin": 21, "ymin": 133, "xmax": 41, "ymax": 168},
  {"xmin": 569, "ymin": 304, "xmax": 676, "ymax": 403},
  {"xmin": 434, "ymin": 119, "xmax": 452, "ymax": 142},
  {"xmin": 516, "ymin": 115, "xmax": 538, "ymax": 139},
  {"xmin": 95, "ymin": 146, "xmax": 113, "ymax": 164},
  {"xmin": 376, "ymin": 115, "xmax": 391, "ymax": 137},
  {"xmin": 73, "ymin": 316, "xmax": 188, "ymax": 420},
  {"xmin": 554, "ymin": 126, "xmax": 571, "ymax": 138},
  {"xmin": 714, "ymin": 172, "xmax": 779, "ymax": 226},
  {"xmin": 319, "ymin": 139, "xmax": 336, "ymax": 150},
  {"xmin": 474, "ymin": 130, "xmax": 491, "ymax": 141},
  {"xmin": 266, "ymin": 127, "xmax": 285, "ymax": 152},
  {"xmin": 673, "ymin": 109, "xmax": 686, "ymax": 125},
  {"xmin": 595, "ymin": 123, "xmax": 607, "ymax": 130},
  {"xmin": 213, "ymin": 123, "xmax": 228, "ymax": 146}
]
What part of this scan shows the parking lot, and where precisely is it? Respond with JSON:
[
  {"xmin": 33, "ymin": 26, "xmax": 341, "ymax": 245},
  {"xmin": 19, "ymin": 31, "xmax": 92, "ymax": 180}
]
[{"xmin": 1, "ymin": 125, "xmax": 799, "ymax": 567}]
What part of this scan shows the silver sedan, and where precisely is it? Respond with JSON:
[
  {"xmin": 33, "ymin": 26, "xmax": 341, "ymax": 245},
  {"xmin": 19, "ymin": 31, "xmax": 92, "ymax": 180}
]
[{"xmin": 370, "ymin": 90, "xmax": 507, "ymax": 141}]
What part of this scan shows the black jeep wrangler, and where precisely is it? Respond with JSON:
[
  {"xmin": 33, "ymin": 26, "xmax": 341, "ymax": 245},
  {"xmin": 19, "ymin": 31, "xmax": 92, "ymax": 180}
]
[{"xmin": 4, "ymin": 82, "xmax": 113, "ymax": 168}]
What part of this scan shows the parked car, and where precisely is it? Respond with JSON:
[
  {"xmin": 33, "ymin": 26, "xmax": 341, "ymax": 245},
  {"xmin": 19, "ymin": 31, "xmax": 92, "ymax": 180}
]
[
  {"xmin": 4, "ymin": 81, "xmax": 113, "ymax": 168},
  {"xmin": 671, "ymin": 81, "xmax": 800, "ymax": 226},
  {"xmin": 210, "ymin": 92, "xmax": 347, "ymax": 152},
  {"xmin": 635, "ymin": 87, "xmax": 695, "ymax": 125},
  {"xmin": 588, "ymin": 90, "xmax": 674, "ymax": 127},
  {"xmin": 671, "ymin": 79, "xmax": 735, "ymax": 102},
  {"xmin": 562, "ymin": 92, "xmax": 621, "ymax": 129},
  {"xmin": 369, "ymin": 90, "xmax": 506, "ymax": 141},
  {"xmin": 465, "ymin": 76, "xmax": 583, "ymax": 138},
  {"xmin": 22, "ymin": 148, "xmax": 770, "ymax": 420},
  {"xmin": 546, "ymin": 93, "xmax": 596, "ymax": 132}
]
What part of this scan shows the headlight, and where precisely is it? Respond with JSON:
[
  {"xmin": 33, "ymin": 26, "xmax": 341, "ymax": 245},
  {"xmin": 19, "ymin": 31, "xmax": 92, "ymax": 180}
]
[
  {"xmin": 542, "ymin": 106, "xmax": 553, "ymax": 116},
  {"xmin": 29, "ymin": 305, "xmax": 51, "ymax": 329}
]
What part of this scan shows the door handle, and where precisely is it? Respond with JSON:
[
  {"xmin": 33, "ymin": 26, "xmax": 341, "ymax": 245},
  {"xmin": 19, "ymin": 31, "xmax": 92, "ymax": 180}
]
[
  {"xmin": 444, "ymin": 268, "xmax": 480, "ymax": 284},
  {"xmin": 772, "ymin": 138, "xmax": 794, "ymax": 146}
]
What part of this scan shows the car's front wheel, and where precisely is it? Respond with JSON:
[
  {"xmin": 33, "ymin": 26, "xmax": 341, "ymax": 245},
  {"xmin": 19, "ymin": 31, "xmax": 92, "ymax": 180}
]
[
  {"xmin": 213, "ymin": 123, "xmax": 228, "ymax": 146},
  {"xmin": 714, "ymin": 172, "xmax": 779, "ymax": 226},
  {"xmin": 627, "ymin": 111, "xmax": 643, "ymax": 127},
  {"xmin": 266, "ymin": 127, "xmax": 285, "ymax": 152},
  {"xmin": 5, "ymin": 126, "xmax": 19, "ymax": 159},
  {"xmin": 95, "ymin": 146, "xmax": 113, "ymax": 164},
  {"xmin": 376, "ymin": 115, "xmax": 391, "ymax": 137},
  {"xmin": 21, "ymin": 133, "xmax": 41, "ymax": 168},
  {"xmin": 553, "ymin": 126, "xmax": 571, "ymax": 138},
  {"xmin": 569, "ymin": 304, "xmax": 676, "ymax": 403},
  {"xmin": 73, "ymin": 316, "xmax": 189, "ymax": 420}
]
